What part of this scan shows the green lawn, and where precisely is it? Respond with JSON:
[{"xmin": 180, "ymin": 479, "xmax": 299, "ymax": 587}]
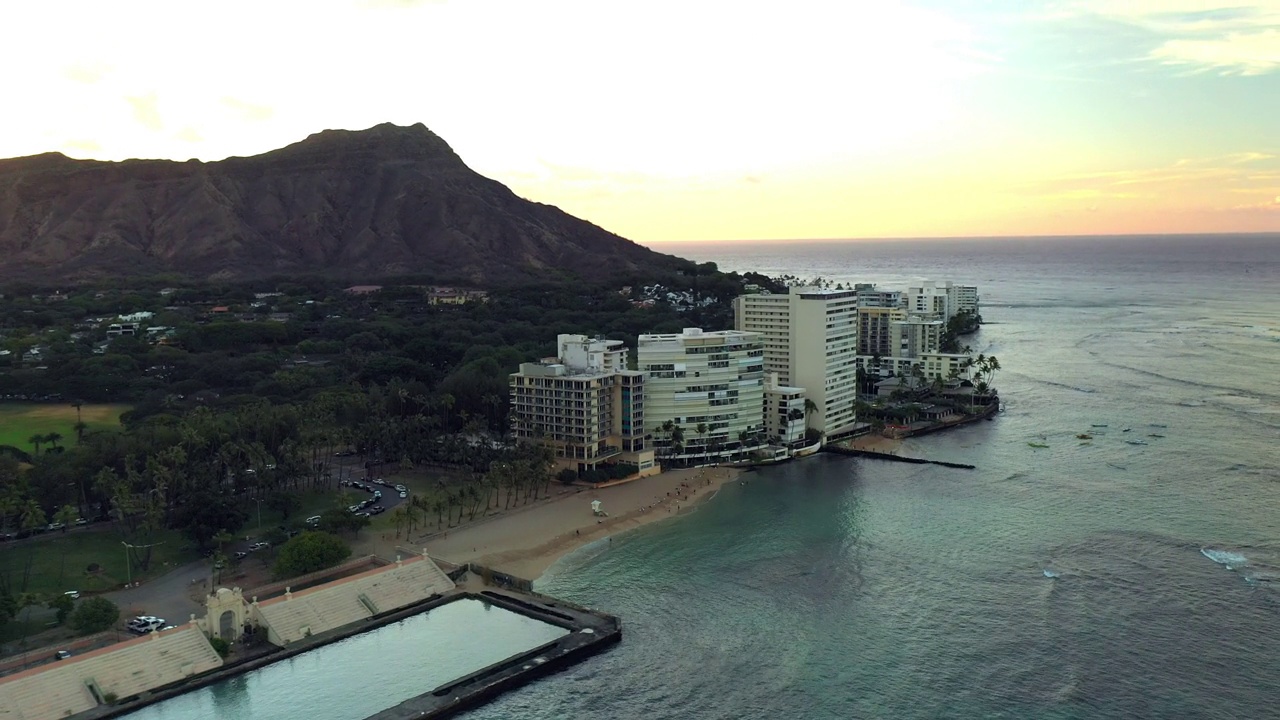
[
  {"xmin": 0, "ymin": 403, "xmax": 131, "ymax": 453},
  {"xmin": 0, "ymin": 528, "xmax": 197, "ymax": 598}
]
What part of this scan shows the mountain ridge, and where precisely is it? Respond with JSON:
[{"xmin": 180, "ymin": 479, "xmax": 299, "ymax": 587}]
[{"xmin": 0, "ymin": 123, "xmax": 688, "ymax": 284}]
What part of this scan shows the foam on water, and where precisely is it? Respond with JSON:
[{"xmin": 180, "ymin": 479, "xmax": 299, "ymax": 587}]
[{"xmin": 1200, "ymin": 548, "xmax": 1248, "ymax": 568}]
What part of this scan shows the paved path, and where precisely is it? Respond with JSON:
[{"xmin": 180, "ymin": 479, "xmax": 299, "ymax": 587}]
[{"xmin": 103, "ymin": 559, "xmax": 210, "ymax": 627}]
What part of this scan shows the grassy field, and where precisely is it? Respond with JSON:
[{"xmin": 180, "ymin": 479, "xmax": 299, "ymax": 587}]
[
  {"xmin": 0, "ymin": 403, "xmax": 131, "ymax": 452},
  {"xmin": 0, "ymin": 529, "xmax": 196, "ymax": 598}
]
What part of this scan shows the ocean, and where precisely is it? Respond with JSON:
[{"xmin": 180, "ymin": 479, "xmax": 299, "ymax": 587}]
[{"xmin": 463, "ymin": 234, "xmax": 1280, "ymax": 720}]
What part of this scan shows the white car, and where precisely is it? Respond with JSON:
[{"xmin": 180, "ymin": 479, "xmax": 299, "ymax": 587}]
[
  {"xmin": 64, "ymin": 590, "xmax": 80, "ymax": 600},
  {"xmin": 399, "ymin": 491, "xmax": 407, "ymax": 499},
  {"xmin": 128, "ymin": 618, "xmax": 166, "ymax": 634}
]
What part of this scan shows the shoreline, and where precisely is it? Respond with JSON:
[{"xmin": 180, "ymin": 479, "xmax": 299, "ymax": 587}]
[{"xmin": 416, "ymin": 466, "xmax": 741, "ymax": 582}]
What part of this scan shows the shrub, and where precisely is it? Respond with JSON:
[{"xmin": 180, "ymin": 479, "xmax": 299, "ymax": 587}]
[
  {"xmin": 273, "ymin": 531, "xmax": 351, "ymax": 579},
  {"xmin": 48, "ymin": 593, "xmax": 75, "ymax": 624},
  {"xmin": 71, "ymin": 596, "xmax": 120, "ymax": 635},
  {"xmin": 208, "ymin": 636, "xmax": 230, "ymax": 657}
]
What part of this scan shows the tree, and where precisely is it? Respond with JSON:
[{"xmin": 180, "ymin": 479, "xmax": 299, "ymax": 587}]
[
  {"xmin": 173, "ymin": 493, "xmax": 247, "ymax": 551},
  {"xmin": 696, "ymin": 423, "xmax": 708, "ymax": 463},
  {"xmin": 273, "ymin": 531, "xmax": 351, "ymax": 578},
  {"xmin": 557, "ymin": 468, "xmax": 578, "ymax": 485},
  {"xmin": 27, "ymin": 434, "xmax": 43, "ymax": 456},
  {"xmin": 315, "ymin": 507, "xmax": 369, "ymax": 535},
  {"xmin": 266, "ymin": 492, "xmax": 301, "ymax": 522},
  {"xmin": 48, "ymin": 592, "xmax": 75, "ymax": 624},
  {"xmin": 53, "ymin": 504, "xmax": 78, "ymax": 532},
  {"xmin": 71, "ymin": 596, "xmax": 120, "ymax": 634},
  {"xmin": 46, "ymin": 432, "xmax": 64, "ymax": 451}
]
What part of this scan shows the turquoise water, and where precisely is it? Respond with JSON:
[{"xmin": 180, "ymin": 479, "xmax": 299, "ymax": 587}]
[
  {"xmin": 123, "ymin": 599, "xmax": 568, "ymax": 720},
  {"xmin": 464, "ymin": 235, "xmax": 1280, "ymax": 720}
]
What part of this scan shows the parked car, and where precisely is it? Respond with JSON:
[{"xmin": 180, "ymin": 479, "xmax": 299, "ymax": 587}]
[
  {"xmin": 399, "ymin": 491, "xmax": 408, "ymax": 499},
  {"xmin": 54, "ymin": 650, "xmax": 72, "ymax": 660},
  {"xmin": 348, "ymin": 505, "xmax": 361, "ymax": 513},
  {"xmin": 394, "ymin": 485, "xmax": 406, "ymax": 493},
  {"xmin": 248, "ymin": 542, "xmax": 270, "ymax": 552},
  {"xmin": 74, "ymin": 517, "xmax": 89, "ymax": 526},
  {"xmin": 64, "ymin": 590, "xmax": 80, "ymax": 600},
  {"xmin": 305, "ymin": 515, "xmax": 322, "ymax": 525},
  {"xmin": 233, "ymin": 551, "xmax": 248, "ymax": 560},
  {"xmin": 46, "ymin": 522, "xmax": 66, "ymax": 532},
  {"xmin": 128, "ymin": 617, "xmax": 166, "ymax": 634},
  {"xmin": 373, "ymin": 490, "xmax": 382, "ymax": 499}
]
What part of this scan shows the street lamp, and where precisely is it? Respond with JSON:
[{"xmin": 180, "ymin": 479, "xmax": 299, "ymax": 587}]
[{"xmin": 120, "ymin": 540, "xmax": 164, "ymax": 587}]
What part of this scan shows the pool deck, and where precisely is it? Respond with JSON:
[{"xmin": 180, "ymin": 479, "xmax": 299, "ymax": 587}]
[
  {"xmin": 72, "ymin": 566, "xmax": 619, "ymax": 720},
  {"xmin": 370, "ymin": 586, "xmax": 621, "ymax": 719}
]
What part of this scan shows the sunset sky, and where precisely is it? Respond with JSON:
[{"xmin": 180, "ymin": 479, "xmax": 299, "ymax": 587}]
[{"xmin": 2, "ymin": 0, "xmax": 1277, "ymax": 242}]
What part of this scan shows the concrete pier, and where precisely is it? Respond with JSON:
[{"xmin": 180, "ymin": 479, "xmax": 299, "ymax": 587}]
[
  {"xmin": 822, "ymin": 445, "xmax": 976, "ymax": 469},
  {"xmin": 370, "ymin": 587, "xmax": 621, "ymax": 719}
]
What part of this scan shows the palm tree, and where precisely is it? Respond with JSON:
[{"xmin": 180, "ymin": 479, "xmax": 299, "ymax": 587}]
[
  {"xmin": 45, "ymin": 432, "xmax": 63, "ymax": 452},
  {"xmin": 73, "ymin": 421, "xmax": 88, "ymax": 443},
  {"xmin": 27, "ymin": 434, "xmax": 43, "ymax": 457},
  {"xmin": 391, "ymin": 507, "xmax": 408, "ymax": 539},
  {"xmin": 695, "ymin": 423, "xmax": 708, "ymax": 464},
  {"xmin": 669, "ymin": 425, "xmax": 685, "ymax": 458},
  {"xmin": 803, "ymin": 398, "xmax": 819, "ymax": 431},
  {"xmin": 53, "ymin": 504, "xmax": 78, "ymax": 532}
]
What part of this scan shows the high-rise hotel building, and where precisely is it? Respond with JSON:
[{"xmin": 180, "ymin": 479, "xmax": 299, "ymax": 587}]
[
  {"xmin": 734, "ymin": 287, "xmax": 860, "ymax": 439},
  {"xmin": 637, "ymin": 328, "xmax": 765, "ymax": 463},
  {"xmin": 509, "ymin": 334, "xmax": 655, "ymax": 476}
]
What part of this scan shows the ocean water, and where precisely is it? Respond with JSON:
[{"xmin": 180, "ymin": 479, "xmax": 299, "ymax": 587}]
[{"xmin": 464, "ymin": 234, "xmax": 1280, "ymax": 720}]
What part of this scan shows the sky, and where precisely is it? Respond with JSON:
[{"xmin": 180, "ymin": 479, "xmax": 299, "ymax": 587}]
[{"xmin": 1, "ymin": 0, "xmax": 1278, "ymax": 243}]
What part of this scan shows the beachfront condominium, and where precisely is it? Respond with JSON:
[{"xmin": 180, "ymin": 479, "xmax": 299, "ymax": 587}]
[
  {"xmin": 734, "ymin": 287, "xmax": 860, "ymax": 440},
  {"xmin": 853, "ymin": 285, "xmax": 904, "ymax": 358},
  {"xmin": 903, "ymin": 280, "xmax": 980, "ymax": 321},
  {"xmin": 637, "ymin": 328, "xmax": 765, "ymax": 464},
  {"xmin": 509, "ymin": 334, "xmax": 655, "ymax": 476},
  {"xmin": 763, "ymin": 373, "xmax": 808, "ymax": 449}
]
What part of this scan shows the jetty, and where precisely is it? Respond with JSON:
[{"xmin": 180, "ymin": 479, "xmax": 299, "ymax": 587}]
[{"xmin": 822, "ymin": 444, "xmax": 976, "ymax": 470}]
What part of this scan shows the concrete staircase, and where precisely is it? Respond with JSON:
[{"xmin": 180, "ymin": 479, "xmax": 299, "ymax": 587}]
[{"xmin": 0, "ymin": 625, "xmax": 222, "ymax": 720}]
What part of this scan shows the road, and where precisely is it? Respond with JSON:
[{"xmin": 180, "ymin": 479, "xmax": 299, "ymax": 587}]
[{"xmin": 104, "ymin": 558, "xmax": 210, "ymax": 628}]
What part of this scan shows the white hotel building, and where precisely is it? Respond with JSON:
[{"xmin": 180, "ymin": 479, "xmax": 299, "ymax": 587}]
[
  {"xmin": 637, "ymin": 328, "xmax": 765, "ymax": 463},
  {"xmin": 509, "ymin": 335, "xmax": 655, "ymax": 476},
  {"xmin": 734, "ymin": 287, "xmax": 860, "ymax": 440}
]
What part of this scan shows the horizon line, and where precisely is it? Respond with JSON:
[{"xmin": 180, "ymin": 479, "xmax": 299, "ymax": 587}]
[{"xmin": 642, "ymin": 231, "xmax": 1280, "ymax": 245}]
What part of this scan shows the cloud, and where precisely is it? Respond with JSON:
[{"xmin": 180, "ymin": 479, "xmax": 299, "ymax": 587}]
[
  {"xmin": 1025, "ymin": 152, "xmax": 1280, "ymax": 205},
  {"xmin": 64, "ymin": 139, "xmax": 102, "ymax": 153},
  {"xmin": 1075, "ymin": 1, "xmax": 1280, "ymax": 74},
  {"xmin": 1150, "ymin": 29, "xmax": 1280, "ymax": 75},
  {"xmin": 1231, "ymin": 195, "xmax": 1280, "ymax": 210},
  {"xmin": 125, "ymin": 93, "xmax": 162, "ymax": 131},
  {"xmin": 220, "ymin": 97, "xmax": 274, "ymax": 123},
  {"xmin": 61, "ymin": 63, "xmax": 109, "ymax": 85},
  {"xmin": 357, "ymin": 0, "xmax": 447, "ymax": 7}
]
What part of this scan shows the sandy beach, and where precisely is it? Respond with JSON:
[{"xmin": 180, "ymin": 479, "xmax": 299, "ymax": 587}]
[{"xmin": 400, "ymin": 466, "xmax": 741, "ymax": 581}]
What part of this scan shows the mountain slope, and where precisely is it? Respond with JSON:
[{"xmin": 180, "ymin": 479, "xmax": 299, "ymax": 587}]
[{"xmin": 0, "ymin": 123, "xmax": 688, "ymax": 283}]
